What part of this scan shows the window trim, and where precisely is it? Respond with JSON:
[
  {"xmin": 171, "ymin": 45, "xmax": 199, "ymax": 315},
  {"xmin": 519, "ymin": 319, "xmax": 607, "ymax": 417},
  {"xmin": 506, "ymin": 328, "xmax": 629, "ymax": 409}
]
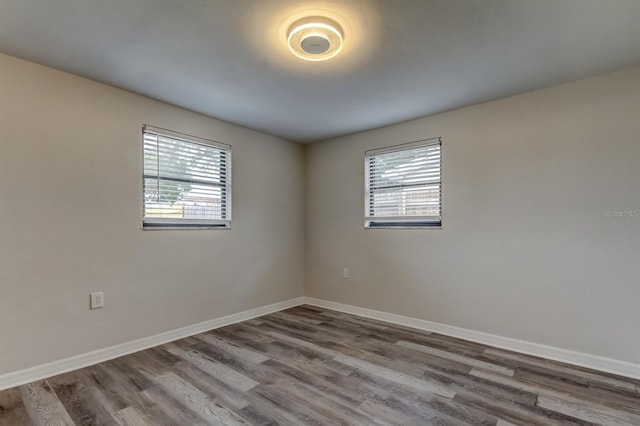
[
  {"xmin": 364, "ymin": 138, "xmax": 442, "ymax": 229},
  {"xmin": 142, "ymin": 125, "xmax": 232, "ymax": 230}
]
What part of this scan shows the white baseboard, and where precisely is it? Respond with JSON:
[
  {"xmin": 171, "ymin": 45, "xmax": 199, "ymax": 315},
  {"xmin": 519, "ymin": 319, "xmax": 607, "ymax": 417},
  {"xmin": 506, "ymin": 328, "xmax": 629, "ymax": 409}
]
[
  {"xmin": 302, "ymin": 297, "xmax": 640, "ymax": 380},
  {"xmin": 3, "ymin": 295, "xmax": 637, "ymax": 391},
  {"xmin": 0, "ymin": 297, "xmax": 305, "ymax": 391}
]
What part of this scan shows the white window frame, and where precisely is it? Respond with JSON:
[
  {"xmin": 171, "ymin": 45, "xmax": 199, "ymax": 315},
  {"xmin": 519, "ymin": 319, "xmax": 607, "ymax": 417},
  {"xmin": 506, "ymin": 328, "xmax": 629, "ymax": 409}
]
[
  {"xmin": 142, "ymin": 125, "xmax": 231, "ymax": 229},
  {"xmin": 365, "ymin": 138, "xmax": 442, "ymax": 229}
]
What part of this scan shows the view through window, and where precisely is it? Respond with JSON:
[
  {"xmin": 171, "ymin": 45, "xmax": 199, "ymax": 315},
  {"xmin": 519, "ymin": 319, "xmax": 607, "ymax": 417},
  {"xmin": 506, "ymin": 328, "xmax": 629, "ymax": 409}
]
[
  {"xmin": 365, "ymin": 139, "xmax": 442, "ymax": 228},
  {"xmin": 143, "ymin": 126, "xmax": 231, "ymax": 228}
]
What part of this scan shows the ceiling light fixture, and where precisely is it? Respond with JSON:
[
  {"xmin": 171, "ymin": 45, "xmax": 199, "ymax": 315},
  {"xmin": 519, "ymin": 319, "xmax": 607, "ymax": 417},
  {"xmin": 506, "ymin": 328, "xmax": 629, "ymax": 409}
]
[{"xmin": 287, "ymin": 17, "xmax": 344, "ymax": 62}]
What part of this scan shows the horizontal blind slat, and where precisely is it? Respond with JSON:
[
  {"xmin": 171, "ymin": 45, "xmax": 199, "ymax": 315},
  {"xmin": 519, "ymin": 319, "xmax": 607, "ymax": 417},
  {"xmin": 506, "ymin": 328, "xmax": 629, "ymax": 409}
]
[
  {"xmin": 366, "ymin": 141, "xmax": 441, "ymax": 225},
  {"xmin": 143, "ymin": 128, "xmax": 231, "ymax": 225}
]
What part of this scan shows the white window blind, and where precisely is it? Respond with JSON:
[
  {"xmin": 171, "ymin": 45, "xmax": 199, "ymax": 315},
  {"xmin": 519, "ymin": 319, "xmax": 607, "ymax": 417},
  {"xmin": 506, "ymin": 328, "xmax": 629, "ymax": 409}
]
[
  {"xmin": 143, "ymin": 125, "xmax": 231, "ymax": 228},
  {"xmin": 365, "ymin": 139, "xmax": 442, "ymax": 228}
]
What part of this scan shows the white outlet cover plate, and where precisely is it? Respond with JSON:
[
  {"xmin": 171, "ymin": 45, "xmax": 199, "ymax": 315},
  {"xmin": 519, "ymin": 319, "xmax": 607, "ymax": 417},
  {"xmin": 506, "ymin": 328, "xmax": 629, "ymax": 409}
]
[{"xmin": 90, "ymin": 291, "xmax": 104, "ymax": 309}]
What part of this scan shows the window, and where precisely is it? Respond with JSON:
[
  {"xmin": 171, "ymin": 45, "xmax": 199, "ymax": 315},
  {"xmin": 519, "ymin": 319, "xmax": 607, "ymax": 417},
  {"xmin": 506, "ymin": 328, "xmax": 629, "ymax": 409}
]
[
  {"xmin": 143, "ymin": 125, "xmax": 231, "ymax": 229},
  {"xmin": 365, "ymin": 138, "xmax": 442, "ymax": 228}
]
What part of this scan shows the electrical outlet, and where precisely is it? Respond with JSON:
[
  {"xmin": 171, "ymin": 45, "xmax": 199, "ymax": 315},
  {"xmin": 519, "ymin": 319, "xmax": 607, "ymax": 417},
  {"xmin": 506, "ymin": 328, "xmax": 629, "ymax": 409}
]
[
  {"xmin": 343, "ymin": 268, "xmax": 349, "ymax": 279},
  {"xmin": 90, "ymin": 291, "xmax": 104, "ymax": 309}
]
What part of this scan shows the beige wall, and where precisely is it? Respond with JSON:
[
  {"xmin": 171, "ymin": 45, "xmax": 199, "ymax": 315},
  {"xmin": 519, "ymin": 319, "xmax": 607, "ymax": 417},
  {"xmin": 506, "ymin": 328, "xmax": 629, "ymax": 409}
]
[
  {"xmin": 1, "ymin": 51, "xmax": 638, "ymax": 375},
  {"xmin": 305, "ymin": 67, "xmax": 640, "ymax": 364},
  {"xmin": 0, "ymin": 54, "xmax": 305, "ymax": 374}
]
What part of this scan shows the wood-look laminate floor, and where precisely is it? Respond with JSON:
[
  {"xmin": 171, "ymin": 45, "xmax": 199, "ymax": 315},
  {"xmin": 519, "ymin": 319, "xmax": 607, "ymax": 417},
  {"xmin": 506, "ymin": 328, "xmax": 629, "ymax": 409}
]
[{"xmin": 1, "ymin": 306, "xmax": 639, "ymax": 426}]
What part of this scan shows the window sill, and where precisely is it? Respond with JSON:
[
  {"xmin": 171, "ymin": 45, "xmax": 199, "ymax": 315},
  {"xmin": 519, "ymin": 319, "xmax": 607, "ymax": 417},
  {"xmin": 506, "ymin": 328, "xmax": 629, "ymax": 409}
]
[
  {"xmin": 364, "ymin": 225, "xmax": 442, "ymax": 230},
  {"xmin": 142, "ymin": 223, "xmax": 231, "ymax": 230},
  {"xmin": 365, "ymin": 220, "xmax": 442, "ymax": 229}
]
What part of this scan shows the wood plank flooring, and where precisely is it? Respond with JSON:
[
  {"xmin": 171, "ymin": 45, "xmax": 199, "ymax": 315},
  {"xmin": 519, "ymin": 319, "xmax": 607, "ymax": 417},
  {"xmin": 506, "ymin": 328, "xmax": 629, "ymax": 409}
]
[{"xmin": 1, "ymin": 305, "xmax": 639, "ymax": 425}]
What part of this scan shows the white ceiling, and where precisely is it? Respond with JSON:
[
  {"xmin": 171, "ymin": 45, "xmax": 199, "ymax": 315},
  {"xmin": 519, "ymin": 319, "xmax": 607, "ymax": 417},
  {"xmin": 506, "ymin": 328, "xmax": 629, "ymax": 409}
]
[{"xmin": 1, "ymin": 0, "xmax": 640, "ymax": 143}]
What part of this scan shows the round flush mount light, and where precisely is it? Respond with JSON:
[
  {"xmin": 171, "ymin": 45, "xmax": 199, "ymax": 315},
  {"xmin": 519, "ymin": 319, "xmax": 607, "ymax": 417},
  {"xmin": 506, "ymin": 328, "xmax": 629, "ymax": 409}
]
[{"xmin": 287, "ymin": 17, "xmax": 344, "ymax": 62}]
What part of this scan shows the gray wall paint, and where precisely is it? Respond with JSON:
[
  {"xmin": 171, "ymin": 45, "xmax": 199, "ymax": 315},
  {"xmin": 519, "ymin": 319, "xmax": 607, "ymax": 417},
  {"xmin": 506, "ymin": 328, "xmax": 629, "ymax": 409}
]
[
  {"xmin": 305, "ymin": 67, "xmax": 640, "ymax": 364},
  {"xmin": 0, "ymin": 54, "xmax": 305, "ymax": 374}
]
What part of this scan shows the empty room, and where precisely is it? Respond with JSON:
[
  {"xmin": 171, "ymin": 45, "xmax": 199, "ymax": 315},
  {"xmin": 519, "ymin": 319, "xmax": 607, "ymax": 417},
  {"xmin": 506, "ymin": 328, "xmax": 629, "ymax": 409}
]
[{"xmin": 0, "ymin": 0, "xmax": 639, "ymax": 425}]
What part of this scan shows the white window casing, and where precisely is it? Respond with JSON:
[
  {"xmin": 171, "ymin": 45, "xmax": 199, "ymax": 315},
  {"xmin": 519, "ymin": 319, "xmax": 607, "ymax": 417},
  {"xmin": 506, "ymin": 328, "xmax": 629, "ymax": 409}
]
[
  {"xmin": 143, "ymin": 125, "xmax": 231, "ymax": 229},
  {"xmin": 365, "ymin": 138, "xmax": 442, "ymax": 228}
]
